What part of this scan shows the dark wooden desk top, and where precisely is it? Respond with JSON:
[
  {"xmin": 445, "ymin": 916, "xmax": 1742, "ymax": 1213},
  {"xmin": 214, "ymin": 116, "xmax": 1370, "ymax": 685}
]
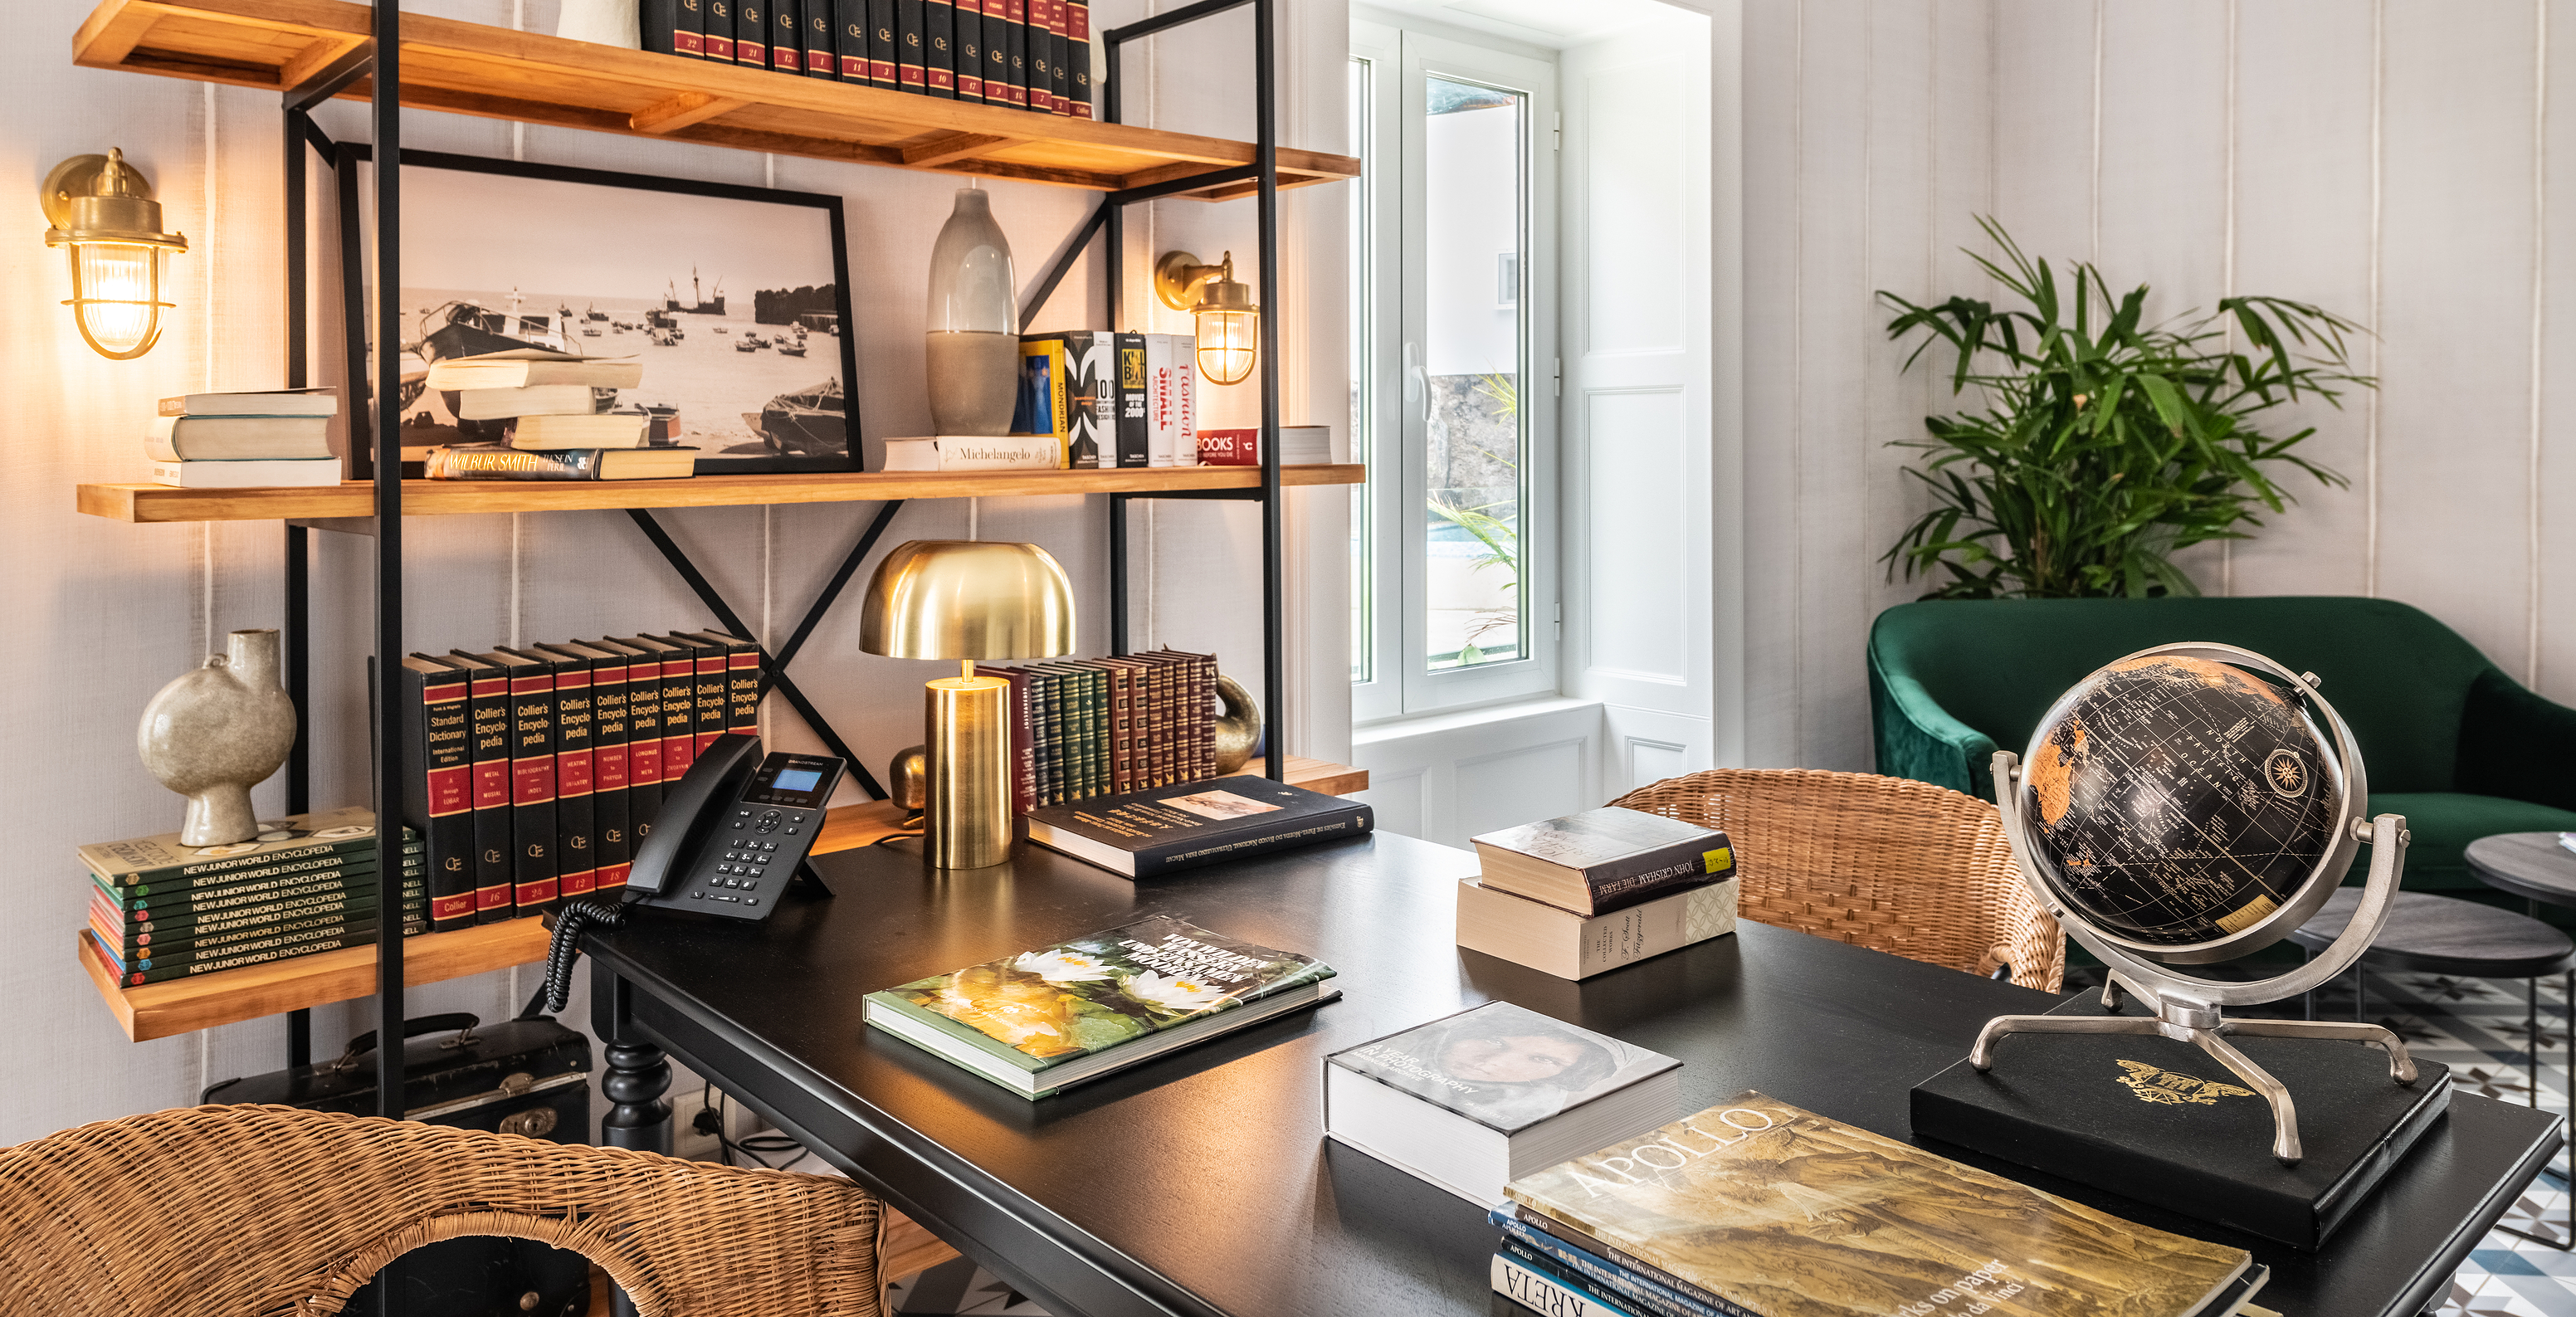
[{"xmin": 585, "ymin": 832, "xmax": 2560, "ymax": 1317}]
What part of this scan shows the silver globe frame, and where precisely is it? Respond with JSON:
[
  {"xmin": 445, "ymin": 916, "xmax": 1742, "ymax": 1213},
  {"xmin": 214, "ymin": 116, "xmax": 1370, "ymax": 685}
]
[{"xmin": 1970, "ymin": 641, "xmax": 2417, "ymax": 1165}]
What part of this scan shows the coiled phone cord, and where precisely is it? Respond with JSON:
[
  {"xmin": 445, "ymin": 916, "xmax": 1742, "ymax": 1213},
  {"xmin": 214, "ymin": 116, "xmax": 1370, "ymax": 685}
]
[{"xmin": 539, "ymin": 899, "xmax": 634, "ymax": 1014}]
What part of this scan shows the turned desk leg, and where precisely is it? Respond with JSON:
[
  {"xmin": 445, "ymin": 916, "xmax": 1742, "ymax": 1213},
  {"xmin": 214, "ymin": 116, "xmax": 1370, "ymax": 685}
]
[{"xmin": 591, "ymin": 965, "xmax": 675, "ymax": 1317}]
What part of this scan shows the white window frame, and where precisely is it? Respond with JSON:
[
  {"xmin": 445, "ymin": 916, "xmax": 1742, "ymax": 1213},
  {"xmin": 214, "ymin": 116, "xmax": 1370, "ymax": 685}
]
[{"xmin": 1351, "ymin": 17, "xmax": 1561, "ymax": 724}]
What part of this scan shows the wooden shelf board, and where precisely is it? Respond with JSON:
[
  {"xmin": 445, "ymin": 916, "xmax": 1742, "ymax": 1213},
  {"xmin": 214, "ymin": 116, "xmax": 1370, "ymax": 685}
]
[
  {"xmin": 74, "ymin": 0, "xmax": 1359, "ymax": 195},
  {"xmin": 79, "ymin": 762, "xmax": 1367, "ymax": 1041},
  {"xmin": 77, "ymin": 464, "xmax": 1365, "ymax": 524}
]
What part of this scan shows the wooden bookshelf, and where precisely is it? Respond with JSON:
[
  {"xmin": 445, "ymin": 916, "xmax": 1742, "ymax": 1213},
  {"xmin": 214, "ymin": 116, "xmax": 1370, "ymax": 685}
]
[
  {"xmin": 78, "ymin": 464, "xmax": 1365, "ymax": 524},
  {"xmin": 79, "ymin": 758, "xmax": 1368, "ymax": 1041},
  {"xmin": 72, "ymin": 0, "xmax": 1358, "ymax": 197}
]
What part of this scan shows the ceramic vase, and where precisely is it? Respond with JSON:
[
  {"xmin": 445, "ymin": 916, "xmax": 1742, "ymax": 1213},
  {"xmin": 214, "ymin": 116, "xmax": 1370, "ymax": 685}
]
[
  {"xmin": 138, "ymin": 628, "xmax": 298, "ymax": 845},
  {"xmin": 925, "ymin": 187, "xmax": 1019, "ymax": 436}
]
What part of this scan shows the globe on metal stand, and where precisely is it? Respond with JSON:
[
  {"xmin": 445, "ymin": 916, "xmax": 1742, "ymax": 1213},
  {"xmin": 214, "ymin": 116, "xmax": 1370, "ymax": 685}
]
[{"xmin": 1973, "ymin": 642, "xmax": 2417, "ymax": 1166}]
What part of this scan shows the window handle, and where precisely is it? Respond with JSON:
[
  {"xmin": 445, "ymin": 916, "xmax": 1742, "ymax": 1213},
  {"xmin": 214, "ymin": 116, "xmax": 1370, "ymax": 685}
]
[{"xmin": 1403, "ymin": 343, "xmax": 1428, "ymax": 422}]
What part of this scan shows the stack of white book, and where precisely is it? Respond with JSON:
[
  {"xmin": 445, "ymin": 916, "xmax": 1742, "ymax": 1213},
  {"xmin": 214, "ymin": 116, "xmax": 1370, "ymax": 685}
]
[
  {"xmin": 146, "ymin": 388, "xmax": 342, "ymax": 488},
  {"xmin": 1456, "ymin": 806, "xmax": 1739, "ymax": 980},
  {"xmin": 425, "ymin": 349, "xmax": 648, "ymax": 448}
]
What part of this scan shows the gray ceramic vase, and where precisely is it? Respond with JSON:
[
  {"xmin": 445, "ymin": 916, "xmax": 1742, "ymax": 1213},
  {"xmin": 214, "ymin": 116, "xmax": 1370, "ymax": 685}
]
[
  {"xmin": 925, "ymin": 187, "xmax": 1020, "ymax": 436},
  {"xmin": 138, "ymin": 628, "xmax": 297, "ymax": 845}
]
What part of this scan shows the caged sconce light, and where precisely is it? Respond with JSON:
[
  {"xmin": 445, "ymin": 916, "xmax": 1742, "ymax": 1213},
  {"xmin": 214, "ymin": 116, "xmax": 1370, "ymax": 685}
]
[
  {"xmin": 1153, "ymin": 249, "xmax": 1259, "ymax": 387},
  {"xmin": 43, "ymin": 149, "xmax": 187, "ymax": 360}
]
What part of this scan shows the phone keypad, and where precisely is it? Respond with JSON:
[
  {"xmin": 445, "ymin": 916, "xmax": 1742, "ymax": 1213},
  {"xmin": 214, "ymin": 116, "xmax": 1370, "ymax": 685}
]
[{"xmin": 688, "ymin": 804, "xmax": 820, "ymax": 918}]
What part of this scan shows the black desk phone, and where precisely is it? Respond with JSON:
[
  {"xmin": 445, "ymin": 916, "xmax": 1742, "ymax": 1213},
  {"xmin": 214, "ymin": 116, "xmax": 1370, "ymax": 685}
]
[{"xmin": 539, "ymin": 733, "xmax": 846, "ymax": 1010}]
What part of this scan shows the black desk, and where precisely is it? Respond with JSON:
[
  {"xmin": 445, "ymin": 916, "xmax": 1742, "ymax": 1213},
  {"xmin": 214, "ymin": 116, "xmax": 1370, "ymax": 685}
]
[{"xmin": 585, "ymin": 833, "xmax": 2562, "ymax": 1317}]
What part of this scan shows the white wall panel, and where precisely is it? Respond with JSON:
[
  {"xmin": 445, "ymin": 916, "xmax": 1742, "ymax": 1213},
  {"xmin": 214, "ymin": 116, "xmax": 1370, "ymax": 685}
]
[{"xmin": 1585, "ymin": 388, "xmax": 1688, "ymax": 680}]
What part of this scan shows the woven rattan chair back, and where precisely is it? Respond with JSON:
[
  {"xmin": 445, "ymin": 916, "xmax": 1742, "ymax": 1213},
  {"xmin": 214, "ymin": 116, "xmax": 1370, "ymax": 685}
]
[
  {"xmin": 0, "ymin": 1103, "xmax": 883, "ymax": 1317},
  {"xmin": 1610, "ymin": 768, "xmax": 2065, "ymax": 992}
]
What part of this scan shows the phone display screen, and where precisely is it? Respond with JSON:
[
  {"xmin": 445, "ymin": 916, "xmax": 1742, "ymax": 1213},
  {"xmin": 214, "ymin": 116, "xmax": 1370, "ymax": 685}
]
[
  {"xmin": 771, "ymin": 768, "xmax": 823, "ymax": 793},
  {"xmin": 744, "ymin": 754, "xmax": 842, "ymax": 807}
]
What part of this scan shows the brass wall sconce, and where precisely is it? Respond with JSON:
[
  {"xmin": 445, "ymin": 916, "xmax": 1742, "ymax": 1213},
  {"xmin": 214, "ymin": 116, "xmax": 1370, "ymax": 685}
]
[
  {"xmin": 1154, "ymin": 249, "xmax": 1260, "ymax": 386},
  {"xmin": 43, "ymin": 149, "xmax": 187, "ymax": 360}
]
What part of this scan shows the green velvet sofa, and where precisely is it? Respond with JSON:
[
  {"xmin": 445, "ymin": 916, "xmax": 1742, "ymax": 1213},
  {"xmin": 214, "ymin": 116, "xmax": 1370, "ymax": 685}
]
[{"xmin": 1867, "ymin": 596, "xmax": 2576, "ymax": 896}]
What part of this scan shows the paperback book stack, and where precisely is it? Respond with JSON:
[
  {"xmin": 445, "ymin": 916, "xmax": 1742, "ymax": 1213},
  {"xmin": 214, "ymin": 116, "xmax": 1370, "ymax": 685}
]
[
  {"xmin": 1010, "ymin": 330, "xmax": 1197, "ymax": 469},
  {"xmin": 1456, "ymin": 807, "xmax": 1739, "ymax": 980},
  {"xmin": 977, "ymin": 647, "xmax": 1217, "ymax": 813},
  {"xmin": 400, "ymin": 630, "xmax": 763, "ymax": 929},
  {"xmin": 642, "ymin": 0, "xmax": 1100, "ymax": 120},
  {"xmin": 83, "ymin": 806, "xmax": 422, "ymax": 987},
  {"xmin": 419, "ymin": 350, "xmax": 698, "ymax": 481},
  {"xmin": 1489, "ymin": 1092, "xmax": 2271, "ymax": 1317},
  {"xmin": 146, "ymin": 388, "xmax": 341, "ymax": 488}
]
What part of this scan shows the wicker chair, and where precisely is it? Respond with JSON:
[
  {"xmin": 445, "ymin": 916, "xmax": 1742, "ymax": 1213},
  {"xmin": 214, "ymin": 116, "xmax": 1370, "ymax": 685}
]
[
  {"xmin": 0, "ymin": 1103, "xmax": 885, "ymax": 1317},
  {"xmin": 1611, "ymin": 768, "xmax": 2065, "ymax": 992}
]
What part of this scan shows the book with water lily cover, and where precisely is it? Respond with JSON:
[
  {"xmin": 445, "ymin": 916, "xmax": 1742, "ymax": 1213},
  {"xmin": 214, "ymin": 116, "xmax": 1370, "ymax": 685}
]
[{"xmin": 862, "ymin": 915, "xmax": 1339, "ymax": 1098}]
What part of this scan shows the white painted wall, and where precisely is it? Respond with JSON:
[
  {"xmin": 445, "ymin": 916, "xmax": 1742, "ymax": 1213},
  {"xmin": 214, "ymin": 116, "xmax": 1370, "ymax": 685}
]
[
  {"xmin": 1, "ymin": 0, "xmax": 1346, "ymax": 1146},
  {"xmin": 1739, "ymin": 0, "xmax": 2576, "ymax": 772}
]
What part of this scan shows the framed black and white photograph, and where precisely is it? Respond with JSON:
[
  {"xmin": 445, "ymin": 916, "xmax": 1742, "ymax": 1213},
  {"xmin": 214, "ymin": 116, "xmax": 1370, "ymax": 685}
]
[{"xmin": 346, "ymin": 148, "xmax": 861, "ymax": 476}]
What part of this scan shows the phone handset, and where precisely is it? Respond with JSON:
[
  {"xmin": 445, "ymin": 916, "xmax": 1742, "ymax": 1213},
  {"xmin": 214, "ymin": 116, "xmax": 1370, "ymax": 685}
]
[{"xmin": 626, "ymin": 733, "xmax": 764, "ymax": 899}]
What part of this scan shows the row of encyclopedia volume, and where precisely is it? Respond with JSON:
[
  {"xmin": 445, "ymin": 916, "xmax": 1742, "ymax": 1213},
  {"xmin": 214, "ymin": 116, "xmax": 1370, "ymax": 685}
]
[
  {"xmin": 642, "ymin": 0, "xmax": 1095, "ymax": 119},
  {"xmin": 392, "ymin": 628, "xmax": 763, "ymax": 931}
]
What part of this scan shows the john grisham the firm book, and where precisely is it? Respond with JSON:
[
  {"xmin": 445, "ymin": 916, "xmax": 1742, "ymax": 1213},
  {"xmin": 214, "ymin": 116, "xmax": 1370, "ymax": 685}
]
[
  {"xmin": 1022, "ymin": 776, "xmax": 1373, "ymax": 878},
  {"xmin": 863, "ymin": 914, "xmax": 1338, "ymax": 1097}
]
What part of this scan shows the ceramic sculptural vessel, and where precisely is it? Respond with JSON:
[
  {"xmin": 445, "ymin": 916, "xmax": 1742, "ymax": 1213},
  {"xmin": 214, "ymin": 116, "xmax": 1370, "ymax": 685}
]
[
  {"xmin": 925, "ymin": 187, "xmax": 1019, "ymax": 436},
  {"xmin": 138, "ymin": 628, "xmax": 297, "ymax": 845}
]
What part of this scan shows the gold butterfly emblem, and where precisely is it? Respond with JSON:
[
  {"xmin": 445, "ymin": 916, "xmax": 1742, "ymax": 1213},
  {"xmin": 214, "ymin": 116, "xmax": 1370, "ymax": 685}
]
[{"xmin": 2115, "ymin": 1060, "xmax": 2257, "ymax": 1105}]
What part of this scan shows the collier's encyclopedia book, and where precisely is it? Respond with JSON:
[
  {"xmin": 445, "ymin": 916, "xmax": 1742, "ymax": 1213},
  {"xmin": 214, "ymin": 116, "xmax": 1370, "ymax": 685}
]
[
  {"xmin": 863, "ymin": 915, "xmax": 1339, "ymax": 1098},
  {"xmin": 1022, "ymin": 775, "xmax": 1373, "ymax": 878},
  {"xmin": 1506, "ymin": 1091, "xmax": 2253, "ymax": 1317},
  {"xmin": 1325, "ymin": 1001, "xmax": 1681, "ymax": 1205},
  {"xmin": 1471, "ymin": 807, "xmax": 1734, "ymax": 915}
]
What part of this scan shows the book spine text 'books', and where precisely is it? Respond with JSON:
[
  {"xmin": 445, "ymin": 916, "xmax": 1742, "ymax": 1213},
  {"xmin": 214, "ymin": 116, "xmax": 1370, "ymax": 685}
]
[
  {"xmin": 456, "ymin": 661, "xmax": 516, "ymax": 922},
  {"xmin": 540, "ymin": 651, "xmax": 598, "ymax": 901},
  {"xmin": 507, "ymin": 660, "xmax": 561, "ymax": 914},
  {"xmin": 407, "ymin": 660, "xmax": 477, "ymax": 931}
]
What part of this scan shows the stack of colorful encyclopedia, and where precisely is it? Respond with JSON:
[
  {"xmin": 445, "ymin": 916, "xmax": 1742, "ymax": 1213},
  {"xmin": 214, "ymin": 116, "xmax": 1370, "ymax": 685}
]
[{"xmin": 83, "ymin": 807, "xmax": 422, "ymax": 987}]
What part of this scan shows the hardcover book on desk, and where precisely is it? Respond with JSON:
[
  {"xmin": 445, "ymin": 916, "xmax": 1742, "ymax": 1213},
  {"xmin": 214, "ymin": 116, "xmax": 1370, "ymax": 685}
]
[
  {"xmin": 1022, "ymin": 775, "xmax": 1372, "ymax": 878},
  {"xmin": 1471, "ymin": 806, "xmax": 1733, "ymax": 916},
  {"xmin": 1503, "ymin": 1091, "xmax": 2259, "ymax": 1317},
  {"xmin": 863, "ymin": 914, "xmax": 1339, "ymax": 1098},
  {"xmin": 1325, "ymin": 1002, "xmax": 1681, "ymax": 1206},
  {"xmin": 1455, "ymin": 875, "xmax": 1738, "ymax": 981}
]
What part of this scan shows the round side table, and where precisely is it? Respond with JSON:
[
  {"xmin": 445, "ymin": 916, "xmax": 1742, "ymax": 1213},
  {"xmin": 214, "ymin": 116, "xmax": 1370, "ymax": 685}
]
[{"xmin": 2465, "ymin": 832, "xmax": 2576, "ymax": 1249}]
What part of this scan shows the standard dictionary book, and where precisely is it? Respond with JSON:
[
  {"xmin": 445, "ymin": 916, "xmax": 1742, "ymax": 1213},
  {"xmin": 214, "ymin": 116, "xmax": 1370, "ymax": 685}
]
[
  {"xmin": 1471, "ymin": 807, "xmax": 1734, "ymax": 916},
  {"xmin": 862, "ymin": 914, "xmax": 1339, "ymax": 1098},
  {"xmin": 1504, "ymin": 1092, "xmax": 2255, "ymax": 1317},
  {"xmin": 1022, "ymin": 775, "xmax": 1372, "ymax": 878},
  {"xmin": 1325, "ymin": 1001, "xmax": 1681, "ymax": 1206}
]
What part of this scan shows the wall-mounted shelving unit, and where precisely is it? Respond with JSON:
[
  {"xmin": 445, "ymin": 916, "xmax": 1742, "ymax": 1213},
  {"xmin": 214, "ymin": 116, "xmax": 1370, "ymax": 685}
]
[{"xmin": 66, "ymin": 0, "xmax": 1353, "ymax": 1237}]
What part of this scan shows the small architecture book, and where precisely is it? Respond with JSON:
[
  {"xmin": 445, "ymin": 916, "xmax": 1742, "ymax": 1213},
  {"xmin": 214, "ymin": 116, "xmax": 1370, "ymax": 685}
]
[
  {"xmin": 1471, "ymin": 807, "xmax": 1734, "ymax": 915},
  {"xmin": 863, "ymin": 914, "xmax": 1339, "ymax": 1098},
  {"xmin": 1455, "ymin": 873, "xmax": 1737, "ymax": 981},
  {"xmin": 1506, "ymin": 1091, "xmax": 2255, "ymax": 1317},
  {"xmin": 1325, "ymin": 1001, "xmax": 1681, "ymax": 1205},
  {"xmin": 1021, "ymin": 775, "xmax": 1373, "ymax": 878}
]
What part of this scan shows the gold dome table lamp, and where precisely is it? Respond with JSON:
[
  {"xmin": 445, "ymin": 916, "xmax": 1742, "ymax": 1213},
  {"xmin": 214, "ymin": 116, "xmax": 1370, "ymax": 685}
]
[{"xmin": 860, "ymin": 540, "xmax": 1076, "ymax": 869}]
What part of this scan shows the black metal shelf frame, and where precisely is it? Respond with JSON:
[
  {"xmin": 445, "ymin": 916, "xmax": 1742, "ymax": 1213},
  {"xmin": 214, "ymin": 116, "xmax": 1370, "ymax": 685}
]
[{"xmin": 263, "ymin": 0, "xmax": 1297, "ymax": 1173}]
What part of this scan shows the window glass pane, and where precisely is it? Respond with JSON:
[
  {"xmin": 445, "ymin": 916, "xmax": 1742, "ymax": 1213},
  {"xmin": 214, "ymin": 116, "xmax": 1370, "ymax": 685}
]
[
  {"xmin": 1422, "ymin": 76, "xmax": 1525, "ymax": 671},
  {"xmin": 1349, "ymin": 55, "xmax": 1373, "ymax": 685}
]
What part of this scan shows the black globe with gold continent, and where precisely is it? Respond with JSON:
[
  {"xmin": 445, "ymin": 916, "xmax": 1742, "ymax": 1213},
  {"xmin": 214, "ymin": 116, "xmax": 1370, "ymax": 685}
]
[{"xmin": 2019, "ymin": 655, "xmax": 2342, "ymax": 949}]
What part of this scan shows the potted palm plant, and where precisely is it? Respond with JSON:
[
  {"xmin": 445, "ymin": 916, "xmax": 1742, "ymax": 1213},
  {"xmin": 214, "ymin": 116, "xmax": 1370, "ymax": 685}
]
[{"xmin": 1878, "ymin": 218, "xmax": 2374, "ymax": 598}]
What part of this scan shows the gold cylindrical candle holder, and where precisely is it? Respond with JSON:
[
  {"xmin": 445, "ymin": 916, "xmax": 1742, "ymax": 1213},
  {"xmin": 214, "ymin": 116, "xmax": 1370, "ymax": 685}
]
[{"xmin": 925, "ymin": 672, "xmax": 1012, "ymax": 870}]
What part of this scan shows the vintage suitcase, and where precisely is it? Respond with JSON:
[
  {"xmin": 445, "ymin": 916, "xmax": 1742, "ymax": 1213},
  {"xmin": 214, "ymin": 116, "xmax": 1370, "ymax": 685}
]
[{"xmin": 202, "ymin": 1012, "xmax": 595, "ymax": 1317}]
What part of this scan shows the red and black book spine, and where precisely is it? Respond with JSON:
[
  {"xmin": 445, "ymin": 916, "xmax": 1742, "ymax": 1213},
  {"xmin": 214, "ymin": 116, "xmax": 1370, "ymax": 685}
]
[
  {"xmin": 835, "ymin": 0, "xmax": 868, "ymax": 80},
  {"xmin": 773, "ymin": 0, "xmax": 806, "ymax": 71},
  {"xmin": 683, "ymin": 630, "xmax": 764, "ymax": 736},
  {"xmin": 662, "ymin": 632, "xmax": 733, "ymax": 755},
  {"xmin": 976, "ymin": 664, "xmax": 1037, "ymax": 813},
  {"xmin": 475, "ymin": 649, "xmax": 560, "ymax": 916},
  {"xmin": 545, "ymin": 642, "xmax": 632, "ymax": 895},
  {"xmin": 979, "ymin": 0, "xmax": 1010, "ymax": 103},
  {"xmin": 643, "ymin": 0, "xmax": 688, "ymax": 56},
  {"xmin": 511, "ymin": 646, "xmax": 594, "ymax": 903},
  {"xmin": 735, "ymin": 0, "xmax": 768, "ymax": 71},
  {"xmin": 898, "ymin": 0, "xmax": 928, "ymax": 92},
  {"xmin": 1065, "ymin": 0, "xmax": 1090, "ymax": 117},
  {"xmin": 868, "ymin": 0, "xmax": 898, "ymax": 85},
  {"xmin": 955, "ymin": 0, "xmax": 983, "ymax": 100},
  {"xmin": 1001, "ymin": 0, "xmax": 1027, "ymax": 108},
  {"xmin": 1024, "ymin": 0, "xmax": 1051, "ymax": 113},
  {"xmin": 614, "ymin": 637, "xmax": 701, "ymax": 784},
  {"xmin": 706, "ymin": 0, "xmax": 737, "ymax": 60},
  {"xmin": 925, "ymin": 0, "xmax": 956, "ymax": 95},
  {"xmin": 398, "ymin": 656, "xmax": 476, "ymax": 932},
  {"xmin": 1046, "ymin": 0, "xmax": 1069, "ymax": 115},
  {"xmin": 804, "ymin": 0, "xmax": 837, "ymax": 77},
  {"xmin": 442, "ymin": 652, "xmax": 517, "ymax": 922},
  {"xmin": 596, "ymin": 640, "xmax": 666, "ymax": 849},
  {"xmin": 678, "ymin": 0, "xmax": 708, "ymax": 54}
]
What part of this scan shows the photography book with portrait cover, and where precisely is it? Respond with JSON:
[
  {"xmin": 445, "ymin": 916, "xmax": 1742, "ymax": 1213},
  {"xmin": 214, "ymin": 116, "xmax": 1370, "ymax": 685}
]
[
  {"xmin": 1021, "ymin": 775, "xmax": 1373, "ymax": 878},
  {"xmin": 1324, "ymin": 1001, "xmax": 1683, "ymax": 1205},
  {"xmin": 861, "ymin": 915, "xmax": 1338, "ymax": 1098},
  {"xmin": 1502, "ymin": 1091, "xmax": 2256, "ymax": 1317}
]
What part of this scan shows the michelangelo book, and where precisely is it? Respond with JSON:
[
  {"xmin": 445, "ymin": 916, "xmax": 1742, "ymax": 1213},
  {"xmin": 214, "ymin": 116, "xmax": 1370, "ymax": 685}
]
[
  {"xmin": 863, "ymin": 914, "xmax": 1338, "ymax": 1097},
  {"xmin": 1505, "ymin": 1091, "xmax": 2253, "ymax": 1317},
  {"xmin": 1022, "ymin": 775, "xmax": 1373, "ymax": 878}
]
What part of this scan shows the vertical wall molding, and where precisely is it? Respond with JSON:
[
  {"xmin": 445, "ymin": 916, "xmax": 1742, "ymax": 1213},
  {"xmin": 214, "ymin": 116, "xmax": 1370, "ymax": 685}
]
[
  {"xmin": 2530, "ymin": 0, "xmax": 2550, "ymax": 685},
  {"xmin": 2366, "ymin": 0, "xmax": 2384, "ymax": 598}
]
